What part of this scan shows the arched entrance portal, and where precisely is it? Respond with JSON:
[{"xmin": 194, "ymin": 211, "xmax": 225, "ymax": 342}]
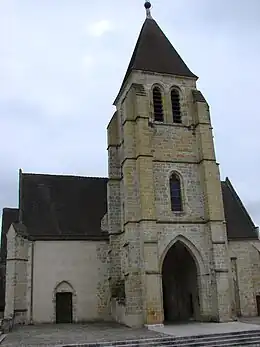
[{"xmin": 162, "ymin": 241, "xmax": 200, "ymax": 322}]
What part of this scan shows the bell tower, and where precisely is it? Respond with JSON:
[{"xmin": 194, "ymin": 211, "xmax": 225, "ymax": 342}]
[{"xmin": 107, "ymin": 2, "xmax": 232, "ymax": 327}]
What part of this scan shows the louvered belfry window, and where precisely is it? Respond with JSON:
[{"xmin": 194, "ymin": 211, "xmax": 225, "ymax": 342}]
[
  {"xmin": 171, "ymin": 89, "xmax": 182, "ymax": 124},
  {"xmin": 153, "ymin": 87, "xmax": 164, "ymax": 122},
  {"xmin": 170, "ymin": 173, "xmax": 183, "ymax": 212}
]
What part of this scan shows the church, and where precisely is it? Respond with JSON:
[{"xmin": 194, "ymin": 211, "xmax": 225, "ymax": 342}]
[{"xmin": 1, "ymin": 2, "xmax": 260, "ymax": 328}]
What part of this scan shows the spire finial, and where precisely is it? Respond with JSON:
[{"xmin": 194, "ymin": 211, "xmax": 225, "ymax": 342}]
[{"xmin": 144, "ymin": 1, "xmax": 152, "ymax": 19}]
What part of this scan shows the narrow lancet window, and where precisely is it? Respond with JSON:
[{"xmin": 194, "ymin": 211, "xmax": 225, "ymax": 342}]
[
  {"xmin": 170, "ymin": 173, "xmax": 183, "ymax": 212},
  {"xmin": 153, "ymin": 87, "xmax": 164, "ymax": 122},
  {"xmin": 171, "ymin": 89, "xmax": 181, "ymax": 124}
]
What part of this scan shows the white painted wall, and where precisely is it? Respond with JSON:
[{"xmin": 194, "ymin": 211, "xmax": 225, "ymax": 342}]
[{"xmin": 32, "ymin": 240, "xmax": 110, "ymax": 323}]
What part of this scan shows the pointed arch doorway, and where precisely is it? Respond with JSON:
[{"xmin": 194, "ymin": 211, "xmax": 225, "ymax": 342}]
[
  {"xmin": 162, "ymin": 241, "xmax": 201, "ymax": 322},
  {"xmin": 54, "ymin": 281, "xmax": 75, "ymax": 324}
]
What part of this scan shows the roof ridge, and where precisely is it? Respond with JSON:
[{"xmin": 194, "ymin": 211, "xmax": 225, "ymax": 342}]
[
  {"xmin": 2, "ymin": 207, "xmax": 18, "ymax": 212},
  {"xmin": 22, "ymin": 173, "xmax": 108, "ymax": 180}
]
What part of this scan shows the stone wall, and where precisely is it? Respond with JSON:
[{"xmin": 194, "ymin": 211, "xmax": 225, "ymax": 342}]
[
  {"xmin": 13, "ymin": 234, "xmax": 29, "ymax": 324},
  {"xmin": 229, "ymin": 240, "xmax": 260, "ymax": 317},
  {"xmin": 153, "ymin": 162, "xmax": 205, "ymax": 221},
  {"xmin": 5, "ymin": 225, "xmax": 29, "ymax": 324},
  {"xmin": 4, "ymin": 225, "xmax": 16, "ymax": 318},
  {"xmin": 0, "ymin": 264, "xmax": 6, "ymax": 314},
  {"xmin": 107, "ymin": 111, "xmax": 124, "ymax": 318},
  {"xmin": 107, "ymin": 69, "xmax": 232, "ymax": 327}
]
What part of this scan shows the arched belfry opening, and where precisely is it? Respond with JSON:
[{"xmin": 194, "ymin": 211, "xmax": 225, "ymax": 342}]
[{"xmin": 162, "ymin": 241, "xmax": 200, "ymax": 323}]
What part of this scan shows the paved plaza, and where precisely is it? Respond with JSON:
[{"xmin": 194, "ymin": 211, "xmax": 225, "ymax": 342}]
[
  {"xmin": 0, "ymin": 322, "xmax": 164, "ymax": 347},
  {"xmin": 2, "ymin": 318, "xmax": 260, "ymax": 346}
]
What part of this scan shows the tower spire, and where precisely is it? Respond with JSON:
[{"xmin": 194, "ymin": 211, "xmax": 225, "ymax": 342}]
[
  {"xmin": 113, "ymin": 1, "xmax": 197, "ymax": 105},
  {"xmin": 144, "ymin": 1, "xmax": 152, "ymax": 19}
]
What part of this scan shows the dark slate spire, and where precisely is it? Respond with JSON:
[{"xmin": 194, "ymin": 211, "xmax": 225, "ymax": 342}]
[
  {"xmin": 126, "ymin": 17, "xmax": 197, "ymax": 77},
  {"xmin": 114, "ymin": 2, "xmax": 197, "ymax": 104}
]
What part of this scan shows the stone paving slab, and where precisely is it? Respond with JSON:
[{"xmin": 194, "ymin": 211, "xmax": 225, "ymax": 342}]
[
  {"xmin": 240, "ymin": 317, "xmax": 260, "ymax": 325},
  {"xmin": 1, "ymin": 322, "xmax": 165, "ymax": 347},
  {"xmin": 149, "ymin": 320, "xmax": 260, "ymax": 337}
]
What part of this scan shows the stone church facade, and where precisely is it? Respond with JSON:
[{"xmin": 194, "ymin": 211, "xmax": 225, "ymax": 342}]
[{"xmin": 1, "ymin": 3, "xmax": 260, "ymax": 328}]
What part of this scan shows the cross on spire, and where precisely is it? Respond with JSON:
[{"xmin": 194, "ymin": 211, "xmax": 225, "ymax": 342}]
[{"xmin": 144, "ymin": 1, "xmax": 152, "ymax": 19}]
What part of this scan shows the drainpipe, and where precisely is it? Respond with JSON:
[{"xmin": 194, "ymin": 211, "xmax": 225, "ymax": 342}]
[{"xmin": 29, "ymin": 241, "xmax": 34, "ymax": 324}]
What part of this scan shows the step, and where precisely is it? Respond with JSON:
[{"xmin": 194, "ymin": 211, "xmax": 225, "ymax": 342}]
[
  {"xmin": 168, "ymin": 329, "xmax": 260, "ymax": 343},
  {"xmin": 60, "ymin": 330, "xmax": 260, "ymax": 347},
  {"xmin": 115, "ymin": 337, "xmax": 260, "ymax": 347},
  {"xmin": 62, "ymin": 340, "xmax": 260, "ymax": 347},
  {"xmin": 170, "ymin": 336, "xmax": 260, "ymax": 347},
  {"xmin": 208, "ymin": 341, "xmax": 260, "ymax": 347},
  {"xmin": 168, "ymin": 333, "xmax": 260, "ymax": 346}
]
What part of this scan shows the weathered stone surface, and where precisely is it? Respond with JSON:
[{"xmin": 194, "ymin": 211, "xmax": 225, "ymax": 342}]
[{"xmin": 107, "ymin": 68, "xmax": 235, "ymax": 326}]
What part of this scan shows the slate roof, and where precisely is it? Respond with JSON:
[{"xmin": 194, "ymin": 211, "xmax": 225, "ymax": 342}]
[
  {"xmin": 114, "ymin": 18, "xmax": 197, "ymax": 104},
  {"xmin": 20, "ymin": 173, "xmax": 108, "ymax": 240},
  {"xmin": 221, "ymin": 178, "xmax": 258, "ymax": 240}
]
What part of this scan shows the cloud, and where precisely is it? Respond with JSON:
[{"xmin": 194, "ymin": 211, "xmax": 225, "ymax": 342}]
[
  {"xmin": 87, "ymin": 20, "xmax": 113, "ymax": 37},
  {"xmin": 0, "ymin": 0, "xmax": 260, "ymax": 230},
  {"xmin": 82, "ymin": 54, "xmax": 95, "ymax": 70}
]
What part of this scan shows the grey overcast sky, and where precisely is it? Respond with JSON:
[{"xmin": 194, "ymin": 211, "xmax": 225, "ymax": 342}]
[{"xmin": 0, "ymin": 0, "xmax": 260, "ymax": 227}]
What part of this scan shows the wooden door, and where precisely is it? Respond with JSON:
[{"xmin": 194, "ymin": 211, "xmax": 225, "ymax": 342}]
[{"xmin": 56, "ymin": 292, "xmax": 73, "ymax": 323}]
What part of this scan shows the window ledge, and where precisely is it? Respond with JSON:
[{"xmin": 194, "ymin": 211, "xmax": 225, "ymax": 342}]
[
  {"xmin": 153, "ymin": 121, "xmax": 185, "ymax": 127},
  {"xmin": 172, "ymin": 211, "xmax": 185, "ymax": 216}
]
